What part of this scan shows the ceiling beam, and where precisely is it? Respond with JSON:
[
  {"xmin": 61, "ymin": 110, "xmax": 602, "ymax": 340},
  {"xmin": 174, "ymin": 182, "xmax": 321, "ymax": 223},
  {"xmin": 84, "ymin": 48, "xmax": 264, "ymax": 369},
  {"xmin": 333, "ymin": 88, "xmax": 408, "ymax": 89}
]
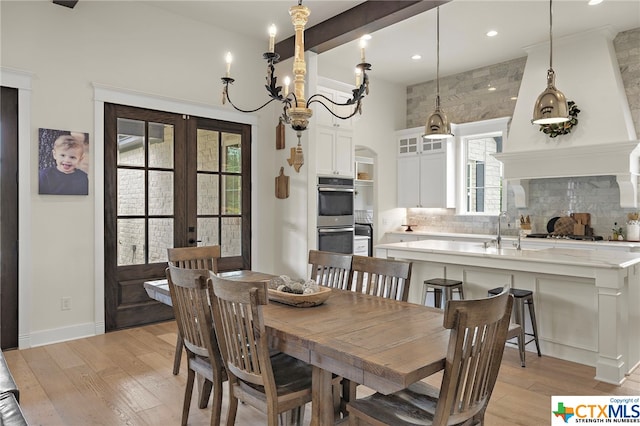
[
  {"xmin": 53, "ymin": 1, "xmax": 79, "ymax": 9},
  {"xmin": 275, "ymin": 0, "xmax": 449, "ymax": 61}
]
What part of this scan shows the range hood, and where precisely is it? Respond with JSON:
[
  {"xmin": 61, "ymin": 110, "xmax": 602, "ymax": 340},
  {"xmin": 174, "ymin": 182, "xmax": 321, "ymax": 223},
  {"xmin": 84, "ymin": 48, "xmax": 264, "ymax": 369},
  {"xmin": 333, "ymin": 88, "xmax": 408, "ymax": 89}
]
[{"xmin": 495, "ymin": 27, "xmax": 639, "ymax": 208}]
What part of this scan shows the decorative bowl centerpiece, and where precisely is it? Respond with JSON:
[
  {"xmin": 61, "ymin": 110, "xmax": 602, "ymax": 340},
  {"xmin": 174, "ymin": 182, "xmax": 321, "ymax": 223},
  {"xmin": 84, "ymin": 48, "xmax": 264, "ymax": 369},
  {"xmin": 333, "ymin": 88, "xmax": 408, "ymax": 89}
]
[{"xmin": 267, "ymin": 275, "xmax": 331, "ymax": 308}]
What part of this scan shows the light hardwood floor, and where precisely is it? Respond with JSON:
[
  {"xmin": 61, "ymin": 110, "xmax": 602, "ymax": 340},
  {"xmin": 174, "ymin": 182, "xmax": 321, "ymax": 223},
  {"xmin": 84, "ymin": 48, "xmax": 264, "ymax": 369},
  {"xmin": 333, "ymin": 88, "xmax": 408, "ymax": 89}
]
[{"xmin": 4, "ymin": 321, "xmax": 639, "ymax": 425}]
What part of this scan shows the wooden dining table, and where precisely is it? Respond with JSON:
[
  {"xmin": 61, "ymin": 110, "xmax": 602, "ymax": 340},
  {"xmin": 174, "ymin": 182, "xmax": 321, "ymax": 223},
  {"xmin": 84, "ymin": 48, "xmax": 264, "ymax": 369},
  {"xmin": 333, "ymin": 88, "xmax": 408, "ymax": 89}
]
[{"xmin": 144, "ymin": 270, "xmax": 448, "ymax": 426}]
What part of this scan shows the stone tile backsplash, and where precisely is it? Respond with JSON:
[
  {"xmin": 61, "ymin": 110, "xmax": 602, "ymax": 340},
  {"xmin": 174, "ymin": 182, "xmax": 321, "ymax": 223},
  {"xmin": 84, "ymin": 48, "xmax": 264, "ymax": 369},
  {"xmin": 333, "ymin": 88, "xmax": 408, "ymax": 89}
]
[{"xmin": 407, "ymin": 175, "xmax": 634, "ymax": 240}]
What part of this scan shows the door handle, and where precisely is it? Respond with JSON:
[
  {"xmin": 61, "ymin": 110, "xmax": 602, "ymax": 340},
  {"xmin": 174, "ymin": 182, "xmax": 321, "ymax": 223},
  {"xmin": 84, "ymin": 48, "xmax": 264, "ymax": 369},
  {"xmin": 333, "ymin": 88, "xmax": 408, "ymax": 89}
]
[{"xmin": 188, "ymin": 239, "xmax": 202, "ymax": 244}]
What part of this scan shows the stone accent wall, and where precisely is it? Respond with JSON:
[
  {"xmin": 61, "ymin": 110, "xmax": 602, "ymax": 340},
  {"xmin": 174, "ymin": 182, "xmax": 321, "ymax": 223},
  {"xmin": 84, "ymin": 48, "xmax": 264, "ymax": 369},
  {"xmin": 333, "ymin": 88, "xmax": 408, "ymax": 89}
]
[
  {"xmin": 615, "ymin": 28, "xmax": 640, "ymax": 137},
  {"xmin": 407, "ymin": 57, "xmax": 525, "ymax": 128},
  {"xmin": 404, "ymin": 28, "xmax": 640, "ymax": 239}
]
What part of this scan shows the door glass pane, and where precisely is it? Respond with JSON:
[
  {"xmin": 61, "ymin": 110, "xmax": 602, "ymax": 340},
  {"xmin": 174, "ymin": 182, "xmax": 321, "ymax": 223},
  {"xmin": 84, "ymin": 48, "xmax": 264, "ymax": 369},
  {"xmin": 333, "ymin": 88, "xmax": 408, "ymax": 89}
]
[
  {"xmin": 148, "ymin": 171, "xmax": 173, "ymax": 215},
  {"xmin": 198, "ymin": 173, "xmax": 219, "ymax": 215},
  {"xmin": 222, "ymin": 133, "xmax": 241, "ymax": 173},
  {"xmin": 198, "ymin": 129, "xmax": 219, "ymax": 172},
  {"xmin": 117, "ymin": 169, "xmax": 145, "ymax": 215},
  {"xmin": 222, "ymin": 175, "xmax": 241, "ymax": 214},
  {"xmin": 221, "ymin": 217, "xmax": 241, "ymax": 257},
  {"xmin": 117, "ymin": 118, "xmax": 145, "ymax": 167},
  {"xmin": 117, "ymin": 219, "xmax": 145, "ymax": 266},
  {"xmin": 197, "ymin": 217, "xmax": 219, "ymax": 247},
  {"xmin": 149, "ymin": 219, "xmax": 173, "ymax": 263},
  {"xmin": 149, "ymin": 122, "xmax": 174, "ymax": 169}
]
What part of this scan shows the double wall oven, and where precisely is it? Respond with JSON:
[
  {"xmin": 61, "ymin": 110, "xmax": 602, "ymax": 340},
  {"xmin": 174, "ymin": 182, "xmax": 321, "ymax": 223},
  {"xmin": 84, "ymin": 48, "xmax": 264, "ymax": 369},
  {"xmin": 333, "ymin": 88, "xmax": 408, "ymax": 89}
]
[{"xmin": 317, "ymin": 176, "xmax": 354, "ymax": 254}]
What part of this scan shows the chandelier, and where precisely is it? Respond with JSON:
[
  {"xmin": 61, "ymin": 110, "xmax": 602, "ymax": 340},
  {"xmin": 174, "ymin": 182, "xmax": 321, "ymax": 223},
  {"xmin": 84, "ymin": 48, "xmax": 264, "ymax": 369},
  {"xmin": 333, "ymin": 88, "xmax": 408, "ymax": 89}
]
[{"xmin": 221, "ymin": 0, "xmax": 371, "ymax": 137}]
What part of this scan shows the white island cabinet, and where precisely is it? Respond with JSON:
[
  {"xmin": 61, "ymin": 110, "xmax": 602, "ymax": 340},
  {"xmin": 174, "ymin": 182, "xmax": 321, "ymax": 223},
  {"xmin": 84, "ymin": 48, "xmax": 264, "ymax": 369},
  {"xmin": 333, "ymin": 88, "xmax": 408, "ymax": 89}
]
[{"xmin": 375, "ymin": 239, "xmax": 640, "ymax": 386}]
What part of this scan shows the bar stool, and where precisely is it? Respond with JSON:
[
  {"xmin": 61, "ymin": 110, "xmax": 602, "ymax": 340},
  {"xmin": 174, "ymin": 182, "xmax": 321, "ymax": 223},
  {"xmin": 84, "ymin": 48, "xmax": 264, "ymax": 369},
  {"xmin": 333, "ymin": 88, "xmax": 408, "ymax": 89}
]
[
  {"xmin": 423, "ymin": 278, "xmax": 464, "ymax": 308},
  {"xmin": 488, "ymin": 287, "xmax": 542, "ymax": 367}
]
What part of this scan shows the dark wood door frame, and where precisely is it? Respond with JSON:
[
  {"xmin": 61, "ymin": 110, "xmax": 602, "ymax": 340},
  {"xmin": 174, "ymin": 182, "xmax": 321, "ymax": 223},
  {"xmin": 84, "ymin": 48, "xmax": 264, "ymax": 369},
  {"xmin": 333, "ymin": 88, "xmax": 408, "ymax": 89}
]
[{"xmin": 0, "ymin": 86, "xmax": 19, "ymax": 349}]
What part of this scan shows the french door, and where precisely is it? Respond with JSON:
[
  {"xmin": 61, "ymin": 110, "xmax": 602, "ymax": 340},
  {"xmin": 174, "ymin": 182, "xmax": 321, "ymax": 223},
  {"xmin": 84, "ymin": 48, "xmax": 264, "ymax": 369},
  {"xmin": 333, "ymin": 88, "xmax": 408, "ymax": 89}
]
[
  {"xmin": 104, "ymin": 104, "xmax": 251, "ymax": 331},
  {"xmin": 0, "ymin": 87, "xmax": 19, "ymax": 349}
]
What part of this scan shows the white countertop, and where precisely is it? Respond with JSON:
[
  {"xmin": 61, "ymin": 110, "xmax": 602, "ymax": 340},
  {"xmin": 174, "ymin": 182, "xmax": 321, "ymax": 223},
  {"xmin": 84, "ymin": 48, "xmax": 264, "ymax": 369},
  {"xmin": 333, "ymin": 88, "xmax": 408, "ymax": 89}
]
[
  {"xmin": 376, "ymin": 239, "xmax": 640, "ymax": 269},
  {"xmin": 386, "ymin": 230, "xmax": 640, "ymax": 249}
]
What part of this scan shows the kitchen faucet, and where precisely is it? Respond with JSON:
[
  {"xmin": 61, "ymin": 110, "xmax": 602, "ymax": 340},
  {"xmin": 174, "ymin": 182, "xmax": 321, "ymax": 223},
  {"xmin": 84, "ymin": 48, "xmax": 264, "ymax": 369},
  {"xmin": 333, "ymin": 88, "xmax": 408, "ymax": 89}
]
[{"xmin": 496, "ymin": 211, "xmax": 508, "ymax": 249}]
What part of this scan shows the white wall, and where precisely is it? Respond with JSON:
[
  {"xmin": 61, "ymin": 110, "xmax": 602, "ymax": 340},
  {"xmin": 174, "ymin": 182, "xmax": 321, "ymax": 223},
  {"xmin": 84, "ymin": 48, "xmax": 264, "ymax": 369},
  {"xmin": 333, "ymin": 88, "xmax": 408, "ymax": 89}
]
[
  {"xmin": 1, "ymin": 0, "xmax": 281, "ymax": 346},
  {"xmin": 1, "ymin": 0, "xmax": 407, "ymax": 346}
]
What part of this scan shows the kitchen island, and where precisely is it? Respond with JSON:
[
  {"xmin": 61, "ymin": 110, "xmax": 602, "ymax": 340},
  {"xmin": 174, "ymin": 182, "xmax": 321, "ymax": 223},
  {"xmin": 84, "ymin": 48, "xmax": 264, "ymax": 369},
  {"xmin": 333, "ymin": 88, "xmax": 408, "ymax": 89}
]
[{"xmin": 375, "ymin": 239, "xmax": 640, "ymax": 385}]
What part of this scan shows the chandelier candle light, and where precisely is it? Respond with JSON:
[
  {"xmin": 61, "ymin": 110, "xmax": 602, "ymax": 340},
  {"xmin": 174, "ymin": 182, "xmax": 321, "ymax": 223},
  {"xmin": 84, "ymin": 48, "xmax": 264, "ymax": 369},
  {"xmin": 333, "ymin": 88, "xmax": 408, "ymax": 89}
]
[{"xmin": 221, "ymin": 0, "xmax": 371, "ymax": 146}]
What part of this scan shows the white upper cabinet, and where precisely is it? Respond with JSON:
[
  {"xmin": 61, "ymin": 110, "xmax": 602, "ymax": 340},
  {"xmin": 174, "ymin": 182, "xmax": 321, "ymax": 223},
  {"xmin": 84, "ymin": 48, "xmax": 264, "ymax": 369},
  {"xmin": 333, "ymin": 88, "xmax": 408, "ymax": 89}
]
[
  {"xmin": 314, "ymin": 84, "xmax": 356, "ymax": 178},
  {"xmin": 314, "ymin": 86, "xmax": 354, "ymax": 130},
  {"xmin": 316, "ymin": 126, "xmax": 354, "ymax": 178},
  {"xmin": 396, "ymin": 127, "xmax": 455, "ymax": 208}
]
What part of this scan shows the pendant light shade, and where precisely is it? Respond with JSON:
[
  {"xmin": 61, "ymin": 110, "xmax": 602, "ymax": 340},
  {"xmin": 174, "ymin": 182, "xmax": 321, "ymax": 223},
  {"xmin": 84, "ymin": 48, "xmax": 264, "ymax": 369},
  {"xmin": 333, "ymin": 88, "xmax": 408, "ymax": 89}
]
[
  {"xmin": 424, "ymin": 7, "xmax": 453, "ymax": 139},
  {"xmin": 532, "ymin": 0, "xmax": 569, "ymax": 125}
]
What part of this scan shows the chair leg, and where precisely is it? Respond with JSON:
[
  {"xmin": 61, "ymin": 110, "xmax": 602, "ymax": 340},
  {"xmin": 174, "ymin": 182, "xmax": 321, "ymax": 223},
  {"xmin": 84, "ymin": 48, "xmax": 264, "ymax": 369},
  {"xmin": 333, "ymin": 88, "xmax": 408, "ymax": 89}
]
[
  {"xmin": 182, "ymin": 368, "xmax": 195, "ymax": 426},
  {"xmin": 173, "ymin": 333, "xmax": 183, "ymax": 375},
  {"xmin": 514, "ymin": 299, "xmax": 526, "ymax": 367},
  {"xmin": 444, "ymin": 287, "xmax": 453, "ymax": 308},
  {"xmin": 516, "ymin": 327, "xmax": 526, "ymax": 367},
  {"xmin": 434, "ymin": 289, "xmax": 442, "ymax": 308},
  {"xmin": 226, "ymin": 392, "xmax": 238, "ymax": 426},
  {"xmin": 458, "ymin": 285, "xmax": 465, "ymax": 300},
  {"xmin": 278, "ymin": 406, "xmax": 305, "ymax": 426},
  {"xmin": 209, "ymin": 375, "xmax": 223, "ymax": 426},
  {"xmin": 527, "ymin": 298, "xmax": 542, "ymax": 357},
  {"xmin": 198, "ymin": 377, "xmax": 212, "ymax": 408}
]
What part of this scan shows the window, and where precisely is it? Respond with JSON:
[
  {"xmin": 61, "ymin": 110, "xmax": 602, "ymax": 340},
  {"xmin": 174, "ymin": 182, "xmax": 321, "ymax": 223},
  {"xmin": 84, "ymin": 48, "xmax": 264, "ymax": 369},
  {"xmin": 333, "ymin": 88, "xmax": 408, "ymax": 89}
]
[
  {"xmin": 455, "ymin": 117, "xmax": 510, "ymax": 215},
  {"xmin": 465, "ymin": 135, "xmax": 502, "ymax": 213}
]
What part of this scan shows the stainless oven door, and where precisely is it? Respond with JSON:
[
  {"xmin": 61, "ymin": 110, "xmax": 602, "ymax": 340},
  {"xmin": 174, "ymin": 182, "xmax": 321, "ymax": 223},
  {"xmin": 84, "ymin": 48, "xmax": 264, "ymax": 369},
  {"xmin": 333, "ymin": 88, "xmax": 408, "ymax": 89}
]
[
  {"xmin": 317, "ymin": 186, "xmax": 354, "ymax": 227},
  {"xmin": 318, "ymin": 227, "xmax": 354, "ymax": 254}
]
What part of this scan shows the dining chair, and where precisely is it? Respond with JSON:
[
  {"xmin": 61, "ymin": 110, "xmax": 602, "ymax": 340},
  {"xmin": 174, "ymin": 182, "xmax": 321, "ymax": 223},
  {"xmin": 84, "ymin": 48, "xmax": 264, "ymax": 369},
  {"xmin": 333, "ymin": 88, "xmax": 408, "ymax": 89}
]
[
  {"xmin": 349, "ymin": 255, "xmax": 412, "ymax": 302},
  {"xmin": 346, "ymin": 288, "xmax": 514, "ymax": 426},
  {"xmin": 167, "ymin": 245, "xmax": 221, "ymax": 376},
  {"xmin": 165, "ymin": 265, "xmax": 227, "ymax": 426},
  {"xmin": 308, "ymin": 250, "xmax": 352, "ymax": 290},
  {"xmin": 308, "ymin": 250, "xmax": 354, "ymax": 418},
  {"xmin": 209, "ymin": 272, "xmax": 313, "ymax": 426}
]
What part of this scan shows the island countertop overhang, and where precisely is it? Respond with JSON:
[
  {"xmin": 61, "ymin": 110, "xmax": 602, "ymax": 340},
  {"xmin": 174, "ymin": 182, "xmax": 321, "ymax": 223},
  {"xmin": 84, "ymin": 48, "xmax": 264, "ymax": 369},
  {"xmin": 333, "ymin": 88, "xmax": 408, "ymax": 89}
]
[{"xmin": 375, "ymin": 239, "xmax": 640, "ymax": 272}]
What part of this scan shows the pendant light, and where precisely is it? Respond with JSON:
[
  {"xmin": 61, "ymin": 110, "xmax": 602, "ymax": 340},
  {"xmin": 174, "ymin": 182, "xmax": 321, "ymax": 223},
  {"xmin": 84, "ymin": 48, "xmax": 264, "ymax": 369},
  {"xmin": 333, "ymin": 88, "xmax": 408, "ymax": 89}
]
[
  {"xmin": 424, "ymin": 7, "xmax": 453, "ymax": 139},
  {"xmin": 532, "ymin": 0, "xmax": 569, "ymax": 125}
]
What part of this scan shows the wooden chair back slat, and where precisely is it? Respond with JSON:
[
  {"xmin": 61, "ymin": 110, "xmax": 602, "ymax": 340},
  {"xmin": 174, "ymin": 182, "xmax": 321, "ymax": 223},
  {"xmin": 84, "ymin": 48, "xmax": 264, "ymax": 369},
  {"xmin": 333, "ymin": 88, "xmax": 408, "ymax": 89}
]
[
  {"xmin": 349, "ymin": 255, "xmax": 412, "ymax": 301},
  {"xmin": 308, "ymin": 250, "xmax": 352, "ymax": 290},
  {"xmin": 167, "ymin": 245, "xmax": 221, "ymax": 273}
]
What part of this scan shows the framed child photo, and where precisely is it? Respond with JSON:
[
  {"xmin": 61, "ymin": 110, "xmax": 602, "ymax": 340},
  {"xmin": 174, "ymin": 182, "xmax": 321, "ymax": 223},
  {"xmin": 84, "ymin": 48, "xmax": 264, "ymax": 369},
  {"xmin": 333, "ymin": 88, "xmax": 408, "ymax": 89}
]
[{"xmin": 38, "ymin": 128, "xmax": 90, "ymax": 195}]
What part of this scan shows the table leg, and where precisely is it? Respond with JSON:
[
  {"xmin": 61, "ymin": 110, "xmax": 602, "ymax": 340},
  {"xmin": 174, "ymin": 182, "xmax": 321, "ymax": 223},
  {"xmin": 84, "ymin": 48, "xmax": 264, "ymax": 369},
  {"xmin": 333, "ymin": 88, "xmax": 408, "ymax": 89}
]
[{"xmin": 311, "ymin": 366, "xmax": 335, "ymax": 426}]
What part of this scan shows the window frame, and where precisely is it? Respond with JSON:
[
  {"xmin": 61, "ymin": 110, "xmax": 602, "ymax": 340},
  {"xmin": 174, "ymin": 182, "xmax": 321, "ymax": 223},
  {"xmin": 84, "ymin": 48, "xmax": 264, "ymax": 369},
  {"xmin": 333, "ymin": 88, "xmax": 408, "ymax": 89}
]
[{"xmin": 454, "ymin": 117, "xmax": 511, "ymax": 216}]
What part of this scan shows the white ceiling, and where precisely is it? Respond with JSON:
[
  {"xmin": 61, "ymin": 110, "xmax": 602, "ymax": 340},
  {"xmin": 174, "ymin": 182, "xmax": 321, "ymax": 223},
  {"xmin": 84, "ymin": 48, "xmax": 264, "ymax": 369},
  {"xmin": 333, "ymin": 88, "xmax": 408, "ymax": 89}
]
[{"xmin": 150, "ymin": 0, "xmax": 640, "ymax": 86}]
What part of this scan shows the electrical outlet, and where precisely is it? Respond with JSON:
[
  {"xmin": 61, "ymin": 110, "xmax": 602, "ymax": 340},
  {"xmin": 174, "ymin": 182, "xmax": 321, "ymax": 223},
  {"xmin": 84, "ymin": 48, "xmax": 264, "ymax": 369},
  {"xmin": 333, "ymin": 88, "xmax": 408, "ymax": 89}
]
[{"xmin": 61, "ymin": 297, "xmax": 72, "ymax": 311}]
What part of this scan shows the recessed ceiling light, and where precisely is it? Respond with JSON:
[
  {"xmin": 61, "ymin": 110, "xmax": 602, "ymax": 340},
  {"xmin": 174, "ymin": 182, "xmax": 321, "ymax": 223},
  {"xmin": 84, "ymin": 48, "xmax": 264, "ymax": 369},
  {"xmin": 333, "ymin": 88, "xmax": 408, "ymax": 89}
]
[
  {"xmin": 486, "ymin": 30, "xmax": 498, "ymax": 37},
  {"xmin": 588, "ymin": 0, "xmax": 603, "ymax": 5},
  {"xmin": 510, "ymin": 96, "xmax": 518, "ymax": 101},
  {"xmin": 488, "ymin": 86, "xmax": 497, "ymax": 92},
  {"xmin": 411, "ymin": 54, "xmax": 422, "ymax": 60},
  {"xmin": 360, "ymin": 34, "xmax": 372, "ymax": 41}
]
